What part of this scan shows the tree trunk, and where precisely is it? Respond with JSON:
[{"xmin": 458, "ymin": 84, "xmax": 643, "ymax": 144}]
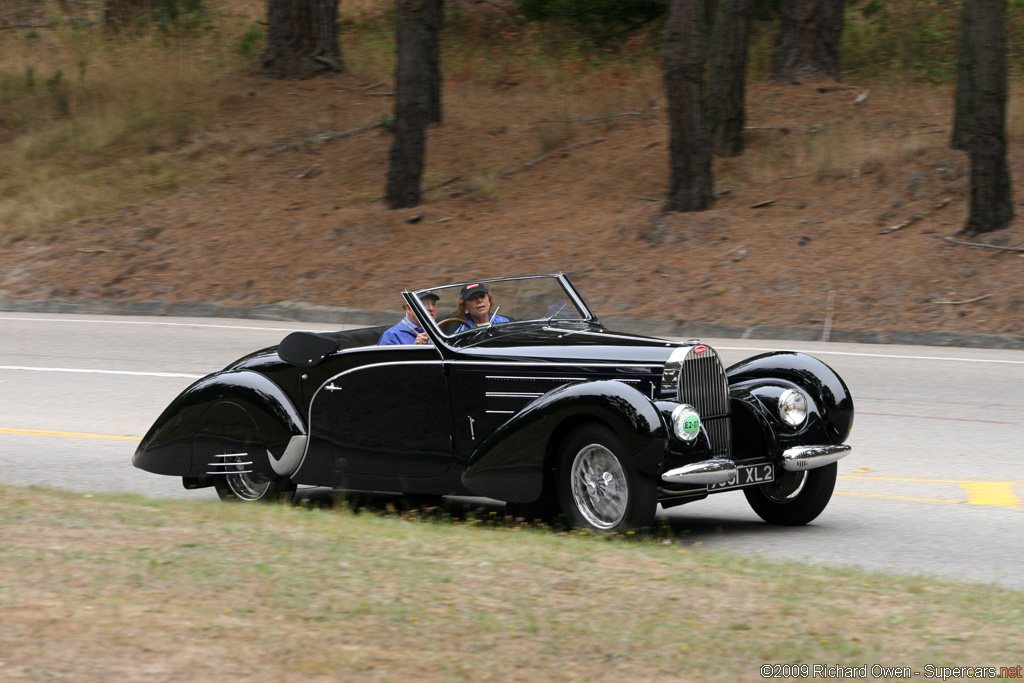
[
  {"xmin": 385, "ymin": 0, "xmax": 431, "ymax": 209},
  {"xmin": 664, "ymin": 0, "xmax": 713, "ymax": 213},
  {"xmin": 952, "ymin": 0, "xmax": 979, "ymax": 151},
  {"xmin": 707, "ymin": 0, "xmax": 754, "ymax": 157},
  {"xmin": 771, "ymin": 0, "xmax": 844, "ymax": 82},
  {"xmin": 262, "ymin": 0, "xmax": 343, "ymax": 80},
  {"xmin": 424, "ymin": 0, "xmax": 444, "ymax": 124},
  {"xmin": 958, "ymin": 0, "xmax": 1013, "ymax": 235}
]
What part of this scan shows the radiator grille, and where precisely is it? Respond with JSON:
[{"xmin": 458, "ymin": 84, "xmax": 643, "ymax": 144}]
[{"xmin": 667, "ymin": 345, "xmax": 731, "ymax": 457}]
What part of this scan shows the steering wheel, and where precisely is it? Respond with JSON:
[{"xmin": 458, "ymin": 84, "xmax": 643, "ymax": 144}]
[{"xmin": 436, "ymin": 317, "xmax": 469, "ymax": 334}]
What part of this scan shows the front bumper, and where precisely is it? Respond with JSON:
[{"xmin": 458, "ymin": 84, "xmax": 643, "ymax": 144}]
[{"xmin": 661, "ymin": 444, "xmax": 852, "ymax": 485}]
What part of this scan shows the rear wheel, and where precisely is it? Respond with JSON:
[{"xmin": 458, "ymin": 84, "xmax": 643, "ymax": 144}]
[
  {"xmin": 212, "ymin": 452, "xmax": 297, "ymax": 503},
  {"xmin": 743, "ymin": 462, "xmax": 837, "ymax": 525},
  {"xmin": 556, "ymin": 424, "xmax": 657, "ymax": 532}
]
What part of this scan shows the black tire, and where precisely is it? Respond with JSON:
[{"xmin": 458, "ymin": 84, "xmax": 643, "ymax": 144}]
[
  {"xmin": 556, "ymin": 424, "xmax": 657, "ymax": 532},
  {"xmin": 212, "ymin": 451, "xmax": 297, "ymax": 503},
  {"xmin": 743, "ymin": 462, "xmax": 837, "ymax": 526}
]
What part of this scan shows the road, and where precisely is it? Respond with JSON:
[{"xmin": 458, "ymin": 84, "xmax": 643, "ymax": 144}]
[{"xmin": 1, "ymin": 312, "xmax": 1021, "ymax": 589}]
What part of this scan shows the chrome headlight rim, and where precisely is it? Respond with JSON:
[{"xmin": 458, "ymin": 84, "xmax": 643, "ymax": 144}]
[
  {"xmin": 670, "ymin": 404, "xmax": 701, "ymax": 443},
  {"xmin": 778, "ymin": 389, "xmax": 808, "ymax": 427}
]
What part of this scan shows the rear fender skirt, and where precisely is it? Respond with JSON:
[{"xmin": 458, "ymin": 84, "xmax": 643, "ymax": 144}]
[
  {"xmin": 131, "ymin": 371, "xmax": 306, "ymax": 477},
  {"xmin": 726, "ymin": 352, "xmax": 854, "ymax": 444},
  {"xmin": 462, "ymin": 380, "xmax": 667, "ymax": 503}
]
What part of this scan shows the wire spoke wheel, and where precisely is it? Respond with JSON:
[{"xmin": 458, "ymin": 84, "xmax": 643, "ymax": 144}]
[
  {"xmin": 570, "ymin": 444, "xmax": 628, "ymax": 530},
  {"xmin": 557, "ymin": 424, "xmax": 656, "ymax": 533}
]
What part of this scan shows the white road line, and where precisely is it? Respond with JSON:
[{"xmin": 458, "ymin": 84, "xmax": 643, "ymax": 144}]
[
  {"xmin": 0, "ymin": 315, "xmax": 303, "ymax": 332},
  {"xmin": 0, "ymin": 365, "xmax": 205, "ymax": 379},
  {"xmin": 715, "ymin": 345, "xmax": 1024, "ymax": 365}
]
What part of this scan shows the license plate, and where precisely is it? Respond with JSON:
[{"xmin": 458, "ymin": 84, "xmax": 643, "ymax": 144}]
[{"xmin": 708, "ymin": 463, "xmax": 774, "ymax": 491}]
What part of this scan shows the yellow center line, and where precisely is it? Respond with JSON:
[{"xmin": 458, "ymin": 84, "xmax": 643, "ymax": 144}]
[
  {"xmin": 0, "ymin": 427, "xmax": 139, "ymax": 441},
  {"xmin": 835, "ymin": 491, "xmax": 965, "ymax": 505},
  {"xmin": 840, "ymin": 475, "xmax": 1024, "ymax": 485},
  {"xmin": 961, "ymin": 482, "xmax": 1021, "ymax": 507}
]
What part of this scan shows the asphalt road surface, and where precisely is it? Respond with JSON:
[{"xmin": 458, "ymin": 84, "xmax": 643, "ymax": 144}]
[{"xmin": 2, "ymin": 312, "xmax": 1021, "ymax": 589}]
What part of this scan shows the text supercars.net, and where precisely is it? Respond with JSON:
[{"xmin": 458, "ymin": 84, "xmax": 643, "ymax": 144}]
[{"xmin": 760, "ymin": 664, "xmax": 1022, "ymax": 679}]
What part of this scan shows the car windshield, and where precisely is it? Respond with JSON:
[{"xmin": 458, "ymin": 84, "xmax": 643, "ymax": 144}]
[{"xmin": 413, "ymin": 275, "xmax": 591, "ymax": 338}]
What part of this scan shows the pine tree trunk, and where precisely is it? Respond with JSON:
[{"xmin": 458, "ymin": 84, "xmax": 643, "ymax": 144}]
[
  {"xmin": 771, "ymin": 0, "xmax": 844, "ymax": 82},
  {"xmin": 385, "ymin": 0, "xmax": 431, "ymax": 209},
  {"xmin": 664, "ymin": 0, "xmax": 713, "ymax": 213},
  {"xmin": 708, "ymin": 0, "xmax": 754, "ymax": 157},
  {"xmin": 959, "ymin": 0, "xmax": 1013, "ymax": 235},
  {"xmin": 262, "ymin": 0, "xmax": 343, "ymax": 80}
]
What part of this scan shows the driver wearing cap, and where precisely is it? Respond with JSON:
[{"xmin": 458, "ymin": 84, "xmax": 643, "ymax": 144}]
[
  {"xmin": 377, "ymin": 291, "xmax": 440, "ymax": 345},
  {"xmin": 455, "ymin": 283, "xmax": 509, "ymax": 332}
]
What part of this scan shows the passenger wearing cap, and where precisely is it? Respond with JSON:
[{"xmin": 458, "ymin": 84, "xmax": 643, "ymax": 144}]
[
  {"xmin": 377, "ymin": 291, "xmax": 440, "ymax": 345},
  {"xmin": 455, "ymin": 283, "xmax": 509, "ymax": 332}
]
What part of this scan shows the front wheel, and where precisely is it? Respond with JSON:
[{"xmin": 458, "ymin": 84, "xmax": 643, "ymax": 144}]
[
  {"xmin": 556, "ymin": 424, "xmax": 657, "ymax": 532},
  {"xmin": 743, "ymin": 462, "xmax": 837, "ymax": 525}
]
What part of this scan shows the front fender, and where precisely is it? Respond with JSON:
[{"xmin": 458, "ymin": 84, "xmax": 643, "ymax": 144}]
[
  {"xmin": 132, "ymin": 370, "xmax": 306, "ymax": 476},
  {"xmin": 462, "ymin": 380, "xmax": 667, "ymax": 503},
  {"xmin": 726, "ymin": 352, "xmax": 854, "ymax": 445}
]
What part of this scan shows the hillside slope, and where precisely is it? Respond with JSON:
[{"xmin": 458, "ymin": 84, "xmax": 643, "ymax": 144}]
[{"xmin": 1, "ymin": 73, "xmax": 1022, "ymax": 341}]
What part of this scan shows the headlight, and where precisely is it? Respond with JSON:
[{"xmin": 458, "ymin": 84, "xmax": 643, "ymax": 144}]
[
  {"xmin": 778, "ymin": 389, "xmax": 808, "ymax": 426},
  {"xmin": 671, "ymin": 404, "xmax": 701, "ymax": 443}
]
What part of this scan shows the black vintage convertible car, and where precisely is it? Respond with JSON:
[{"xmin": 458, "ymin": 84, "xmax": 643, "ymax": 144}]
[{"xmin": 134, "ymin": 274, "xmax": 853, "ymax": 532}]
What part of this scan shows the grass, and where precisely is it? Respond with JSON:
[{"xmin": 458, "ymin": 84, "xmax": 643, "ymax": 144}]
[{"xmin": 1, "ymin": 485, "xmax": 1021, "ymax": 680}]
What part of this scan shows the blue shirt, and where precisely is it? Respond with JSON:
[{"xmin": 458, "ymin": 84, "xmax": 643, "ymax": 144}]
[
  {"xmin": 377, "ymin": 318, "xmax": 425, "ymax": 345},
  {"xmin": 455, "ymin": 314, "xmax": 510, "ymax": 333}
]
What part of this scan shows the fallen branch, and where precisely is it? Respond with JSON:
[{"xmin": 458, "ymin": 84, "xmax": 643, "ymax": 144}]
[
  {"xmin": 940, "ymin": 236, "xmax": 1024, "ymax": 253},
  {"xmin": 267, "ymin": 122, "xmax": 379, "ymax": 156},
  {"xmin": 498, "ymin": 137, "xmax": 606, "ymax": 178},
  {"xmin": 535, "ymin": 110, "xmax": 645, "ymax": 126},
  {"xmin": 933, "ymin": 294, "xmax": 992, "ymax": 305},
  {"xmin": 749, "ymin": 200, "xmax": 776, "ymax": 209},
  {"xmin": 880, "ymin": 198, "xmax": 950, "ymax": 234}
]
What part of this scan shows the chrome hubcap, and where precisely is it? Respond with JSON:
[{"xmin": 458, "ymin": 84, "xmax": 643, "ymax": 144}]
[
  {"xmin": 223, "ymin": 454, "xmax": 270, "ymax": 501},
  {"xmin": 570, "ymin": 444, "xmax": 627, "ymax": 530}
]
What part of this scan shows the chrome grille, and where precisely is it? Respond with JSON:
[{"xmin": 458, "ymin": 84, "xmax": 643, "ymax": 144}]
[{"xmin": 665, "ymin": 345, "xmax": 732, "ymax": 457}]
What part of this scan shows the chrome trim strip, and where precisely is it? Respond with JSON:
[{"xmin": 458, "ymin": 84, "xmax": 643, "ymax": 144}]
[
  {"xmin": 485, "ymin": 376, "xmax": 588, "ymax": 382},
  {"xmin": 206, "ymin": 470, "xmax": 252, "ymax": 475},
  {"xmin": 541, "ymin": 328, "xmax": 681, "ymax": 346},
  {"xmin": 486, "ymin": 392, "xmax": 544, "ymax": 399},
  {"xmin": 781, "ymin": 444, "xmax": 852, "ymax": 472},
  {"xmin": 661, "ymin": 459, "xmax": 738, "ymax": 485},
  {"xmin": 486, "ymin": 410, "xmax": 516, "ymax": 415},
  {"xmin": 452, "ymin": 360, "xmax": 664, "ymax": 370},
  {"xmin": 212, "ymin": 453, "xmax": 248, "ymax": 458}
]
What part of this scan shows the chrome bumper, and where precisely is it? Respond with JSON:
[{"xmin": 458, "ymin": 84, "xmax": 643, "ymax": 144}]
[
  {"xmin": 661, "ymin": 458, "xmax": 737, "ymax": 485},
  {"xmin": 780, "ymin": 444, "xmax": 851, "ymax": 472}
]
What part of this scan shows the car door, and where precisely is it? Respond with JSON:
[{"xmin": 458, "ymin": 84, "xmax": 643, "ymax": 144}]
[{"xmin": 312, "ymin": 346, "xmax": 454, "ymax": 479}]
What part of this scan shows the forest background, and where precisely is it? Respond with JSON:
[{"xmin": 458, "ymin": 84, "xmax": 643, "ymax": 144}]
[{"xmin": 1, "ymin": 0, "xmax": 1023, "ymax": 342}]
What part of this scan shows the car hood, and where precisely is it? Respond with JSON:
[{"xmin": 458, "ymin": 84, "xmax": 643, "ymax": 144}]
[{"xmin": 447, "ymin": 323, "xmax": 687, "ymax": 365}]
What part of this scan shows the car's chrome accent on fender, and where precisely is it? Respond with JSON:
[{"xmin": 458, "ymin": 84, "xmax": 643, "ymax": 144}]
[
  {"xmin": 206, "ymin": 452, "xmax": 253, "ymax": 475},
  {"xmin": 468, "ymin": 416, "xmax": 476, "ymax": 439},
  {"xmin": 780, "ymin": 444, "xmax": 852, "ymax": 471},
  {"xmin": 661, "ymin": 458, "xmax": 738, "ymax": 485},
  {"xmin": 325, "ymin": 383, "xmax": 342, "ymax": 392},
  {"xmin": 269, "ymin": 436, "xmax": 307, "ymax": 476},
  {"xmin": 486, "ymin": 391, "xmax": 544, "ymax": 399},
  {"xmin": 486, "ymin": 410, "xmax": 516, "ymax": 415}
]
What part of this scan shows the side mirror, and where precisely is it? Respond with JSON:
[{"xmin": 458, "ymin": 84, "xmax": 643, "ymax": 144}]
[{"xmin": 278, "ymin": 331, "xmax": 339, "ymax": 367}]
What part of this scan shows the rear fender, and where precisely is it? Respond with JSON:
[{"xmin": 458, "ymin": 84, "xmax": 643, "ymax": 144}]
[
  {"xmin": 726, "ymin": 352, "xmax": 854, "ymax": 445},
  {"xmin": 132, "ymin": 371, "xmax": 306, "ymax": 477},
  {"xmin": 462, "ymin": 380, "xmax": 667, "ymax": 502}
]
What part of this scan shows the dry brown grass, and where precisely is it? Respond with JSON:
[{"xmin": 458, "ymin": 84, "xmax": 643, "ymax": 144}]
[{"xmin": 2, "ymin": 485, "xmax": 1022, "ymax": 681}]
